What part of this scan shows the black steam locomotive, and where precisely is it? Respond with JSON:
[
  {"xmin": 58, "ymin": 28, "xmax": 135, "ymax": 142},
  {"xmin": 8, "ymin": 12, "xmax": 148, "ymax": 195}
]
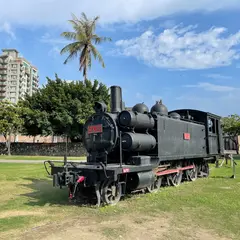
[{"xmin": 46, "ymin": 85, "xmax": 224, "ymax": 206}]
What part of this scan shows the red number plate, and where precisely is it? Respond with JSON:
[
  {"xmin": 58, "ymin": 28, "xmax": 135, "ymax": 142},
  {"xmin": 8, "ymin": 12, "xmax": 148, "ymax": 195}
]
[
  {"xmin": 88, "ymin": 124, "xmax": 103, "ymax": 134},
  {"xmin": 183, "ymin": 133, "xmax": 190, "ymax": 140}
]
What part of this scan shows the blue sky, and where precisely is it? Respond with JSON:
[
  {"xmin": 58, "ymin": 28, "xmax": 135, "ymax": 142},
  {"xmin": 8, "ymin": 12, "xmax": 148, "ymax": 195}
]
[{"xmin": 0, "ymin": 0, "xmax": 240, "ymax": 117}]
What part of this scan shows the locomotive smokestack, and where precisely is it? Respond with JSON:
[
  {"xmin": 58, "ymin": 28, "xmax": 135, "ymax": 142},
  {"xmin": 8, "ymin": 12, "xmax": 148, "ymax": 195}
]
[{"xmin": 110, "ymin": 86, "xmax": 122, "ymax": 113}]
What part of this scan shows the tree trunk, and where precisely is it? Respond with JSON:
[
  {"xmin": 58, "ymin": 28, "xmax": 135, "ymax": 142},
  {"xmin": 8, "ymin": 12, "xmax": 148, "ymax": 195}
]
[
  {"xmin": 7, "ymin": 133, "xmax": 11, "ymax": 156},
  {"xmin": 3, "ymin": 134, "xmax": 7, "ymax": 155}
]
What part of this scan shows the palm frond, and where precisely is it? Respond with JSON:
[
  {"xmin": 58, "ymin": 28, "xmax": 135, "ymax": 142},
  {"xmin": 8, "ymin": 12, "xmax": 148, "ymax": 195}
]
[
  {"xmin": 60, "ymin": 42, "xmax": 83, "ymax": 65},
  {"xmin": 60, "ymin": 31, "xmax": 77, "ymax": 41},
  {"xmin": 90, "ymin": 45, "xmax": 105, "ymax": 68},
  {"xmin": 60, "ymin": 42, "xmax": 81, "ymax": 55},
  {"xmin": 81, "ymin": 12, "xmax": 89, "ymax": 22},
  {"xmin": 69, "ymin": 13, "xmax": 82, "ymax": 26},
  {"xmin": 68, "ymin": 15, "xmax": 81, "ymax": 29},
  {"xmin": 71, "ymin": 13, "xmax": 80, "ymax": 22},
  {"xmin": 89, "ymin": 16, "xmax": 100, "ymax": 34},
  {"xmin": 92, "ymin": 35, "xmax": 112, "ymax": 44},
  {"xmin": 63, "ymin": 51, "xmax": 78, "ymax": 65}
]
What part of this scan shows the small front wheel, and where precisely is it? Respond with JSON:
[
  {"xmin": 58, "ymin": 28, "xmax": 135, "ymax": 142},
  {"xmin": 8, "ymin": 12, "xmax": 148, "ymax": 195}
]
[{"xmin": 101, "ymin": 180, "xmax": 122, "ymax": 205}]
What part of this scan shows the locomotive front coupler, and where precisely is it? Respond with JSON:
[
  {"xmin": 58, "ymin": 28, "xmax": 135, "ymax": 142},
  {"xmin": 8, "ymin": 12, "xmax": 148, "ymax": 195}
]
[{"xmin": 68, "ymin": 174, "xmax": 86, "ymax": 200}]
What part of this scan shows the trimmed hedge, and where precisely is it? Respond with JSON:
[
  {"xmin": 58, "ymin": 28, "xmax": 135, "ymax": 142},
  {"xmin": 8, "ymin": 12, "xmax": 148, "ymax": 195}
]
[{"xmin": 0, "ymin": 142, "xmax": 87, "ymax": 156}]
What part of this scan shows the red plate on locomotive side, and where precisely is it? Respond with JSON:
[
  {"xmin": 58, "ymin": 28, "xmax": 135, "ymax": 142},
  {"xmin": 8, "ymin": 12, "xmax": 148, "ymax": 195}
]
[
  {"xmin": 183, "ymin": 133, "xmax": 190, "ymax": 140},
  {"xmin": 88, "ymin": 124, "xmax": 103, "ymax": 134}
]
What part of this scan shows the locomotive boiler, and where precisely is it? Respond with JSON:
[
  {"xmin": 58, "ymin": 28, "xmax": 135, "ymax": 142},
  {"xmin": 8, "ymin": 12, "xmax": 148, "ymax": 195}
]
[{"xmin": 46, "ymin": 85, "xmax": 224, "ymax": 206}]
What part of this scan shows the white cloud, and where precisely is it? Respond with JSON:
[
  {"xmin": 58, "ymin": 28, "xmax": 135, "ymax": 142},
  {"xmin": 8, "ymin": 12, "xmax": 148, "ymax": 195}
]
[
  {"xmin": 184, "ymin": 82, "xmax": 238, "ymax": 92},
  {"xmin": 0, "ymin": 22, "xmax": 15, "ymax": 39},
  {"xmin": 0, "ymin": 0, "xmax": 240, "ymax": 27},
  {"xmin": 115, "ymin": 25, "xmax": 240, "ymax": 70},
  {"xmin": 204, "ymin": 73, "xmax": 232, "ymax": 80}
]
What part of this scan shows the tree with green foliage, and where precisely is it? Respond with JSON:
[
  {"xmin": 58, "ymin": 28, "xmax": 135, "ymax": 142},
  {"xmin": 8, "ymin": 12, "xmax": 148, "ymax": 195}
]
[
  {"xmin": 19, "ymin": 74, "xmax": 110, "ymax": 142},
  {"xmin": 221, "ymin": 114, "xmax": 240, "ymax": 154},
  {"xmin": 0, "ymin": 101, "xmax": 24, "ymax": 155},
  {"xmin": 60, "ymin": 12, "xmax": 112, "ymax": 80},
  {"xmin": 19, "ymin": 107, "xmax": 52, "ymax": 138}
]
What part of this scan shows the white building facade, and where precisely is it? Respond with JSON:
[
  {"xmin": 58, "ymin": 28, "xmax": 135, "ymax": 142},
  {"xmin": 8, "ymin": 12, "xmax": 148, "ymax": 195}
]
[{"xmin": 0, "ymin": 49, "xmax": 39, "ymax": 103}]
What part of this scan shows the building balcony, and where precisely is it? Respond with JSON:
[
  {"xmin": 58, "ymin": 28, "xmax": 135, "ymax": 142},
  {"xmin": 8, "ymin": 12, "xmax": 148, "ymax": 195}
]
[
  {"xmin": 0, "ymin": 94, "xmax": 6, "ymax": 98},
  {"xmin": 0, "ymin": 88, "xmax": 6, "ymax": 93},
  {"xmin": 1, "ymin": 70, "xmax": 7, "ymax": 75},
  {"xmin": 25, "ymin": 68, "xmax": 30, "ymax": 75},
  {"xmin": 0, "ymin": 66, "xmax": 7, "ymax": 70},
  {"xmin": 0, "ymin": 76, "xmax": 7, "ymax": 81},
  {"xmin": 2, "ymin": 60, "xmax": 8, "ymax": 65}
]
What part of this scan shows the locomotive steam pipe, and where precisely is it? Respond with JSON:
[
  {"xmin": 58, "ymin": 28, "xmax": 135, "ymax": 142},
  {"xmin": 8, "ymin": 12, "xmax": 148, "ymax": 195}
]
[{"xmin": 110, "ymin": 86, "xmax": 123, "ymax": 113}]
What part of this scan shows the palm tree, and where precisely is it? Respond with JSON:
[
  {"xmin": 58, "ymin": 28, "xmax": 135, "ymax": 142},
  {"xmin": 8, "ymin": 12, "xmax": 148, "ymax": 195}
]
[{"xmin": 60, "ymin": 13, "xmax": 112, "ymax": 81}]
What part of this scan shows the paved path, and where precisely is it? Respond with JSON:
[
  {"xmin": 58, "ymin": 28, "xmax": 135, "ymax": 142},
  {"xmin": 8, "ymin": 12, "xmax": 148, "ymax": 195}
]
[
  {"xmin": 0, "ymin": 159, "xmax": 86, "ymax": 164},
  {"xmin": 0, "ymin": 150, "xmax": 237, "ymax": 164}
]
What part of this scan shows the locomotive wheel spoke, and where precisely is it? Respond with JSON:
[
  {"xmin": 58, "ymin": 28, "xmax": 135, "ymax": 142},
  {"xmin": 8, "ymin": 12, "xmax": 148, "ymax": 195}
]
[
  {"xmin": 146, "ymin": 176, "xmax": 162, "ymax": 193},
  {"xmin": 187, "ymin": 165, "xmax": 198, "ymax": 181},
  {"xmin": 167, "ymin": 170, "xmax": 183, "ymax": 187},
  {"xmin": 102, "ymin": 180, "xmax": 122, "ymax": 205}
]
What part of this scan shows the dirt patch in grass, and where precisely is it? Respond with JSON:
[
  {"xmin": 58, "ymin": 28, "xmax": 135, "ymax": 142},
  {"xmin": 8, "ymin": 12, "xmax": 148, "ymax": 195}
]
[
  {"xmin": 7, "ymin": 212, "xmax": 229, "ymax": 240},
  {"xmin": 0, "ymin": 210, "xmax": 45, "ymax": 219},
  {"xmin": 7, "ymin": 213, "xmax": 171, "ymax": 240}
]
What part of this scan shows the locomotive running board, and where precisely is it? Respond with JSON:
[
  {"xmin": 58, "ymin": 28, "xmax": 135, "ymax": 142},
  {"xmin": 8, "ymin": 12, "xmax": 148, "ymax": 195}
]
[{"xmin": 156, "ymin": 165, "xmax": 194, "ymax": 176}]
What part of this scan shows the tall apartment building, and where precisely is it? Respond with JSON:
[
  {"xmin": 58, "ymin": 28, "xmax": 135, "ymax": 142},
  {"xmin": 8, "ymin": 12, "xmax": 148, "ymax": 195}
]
[{"xmin": 0, "ymin": 49, "xmax": 39, "ymax": 103}]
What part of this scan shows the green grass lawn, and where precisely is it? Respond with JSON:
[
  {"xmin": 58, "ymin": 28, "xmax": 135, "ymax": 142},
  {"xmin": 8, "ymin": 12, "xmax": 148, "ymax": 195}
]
[
  {"xmin": 0, "ymin": 155, "xmax": 86, "ymax": 160},
  {"xmin": 0, "ymin": 161, "xmax": 240, "ymax": 239}
]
